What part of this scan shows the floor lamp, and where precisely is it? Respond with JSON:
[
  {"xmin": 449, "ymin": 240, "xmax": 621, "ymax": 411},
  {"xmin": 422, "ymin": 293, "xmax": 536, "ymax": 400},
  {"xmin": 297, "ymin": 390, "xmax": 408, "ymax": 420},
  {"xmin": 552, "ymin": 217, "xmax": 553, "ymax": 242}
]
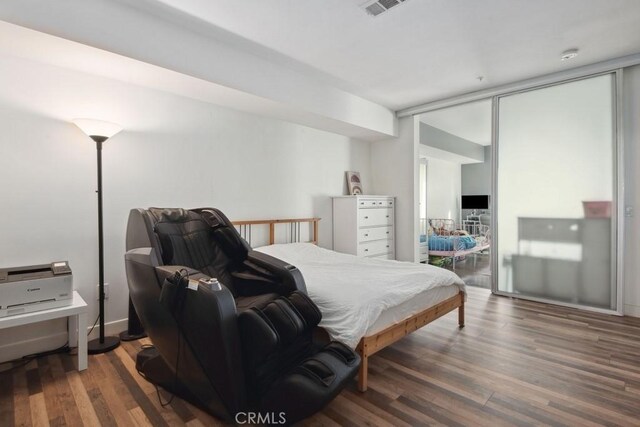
[{"xmin": 73, "ymin": 118, "xmax": 123, "ymax": 354}]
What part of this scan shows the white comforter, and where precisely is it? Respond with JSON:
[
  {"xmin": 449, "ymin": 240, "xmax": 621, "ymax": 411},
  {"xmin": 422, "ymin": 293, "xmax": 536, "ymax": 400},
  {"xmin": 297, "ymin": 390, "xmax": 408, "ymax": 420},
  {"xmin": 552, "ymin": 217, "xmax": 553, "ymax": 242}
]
[{"xmin": 255, "ymin": 243, "xmax": 466, "ymax": 348}]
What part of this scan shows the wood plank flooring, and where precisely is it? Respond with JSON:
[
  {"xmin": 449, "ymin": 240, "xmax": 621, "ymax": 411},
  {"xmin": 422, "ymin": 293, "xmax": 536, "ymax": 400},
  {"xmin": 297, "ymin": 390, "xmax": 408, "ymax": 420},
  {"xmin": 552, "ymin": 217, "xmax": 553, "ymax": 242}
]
[
  {"xmin": 453, "ymin": 253, "xmax": 491, "ymax": 289},
  {"xmin": 2, "ymin": 287, "xmax": 640, "ymax": 426}
]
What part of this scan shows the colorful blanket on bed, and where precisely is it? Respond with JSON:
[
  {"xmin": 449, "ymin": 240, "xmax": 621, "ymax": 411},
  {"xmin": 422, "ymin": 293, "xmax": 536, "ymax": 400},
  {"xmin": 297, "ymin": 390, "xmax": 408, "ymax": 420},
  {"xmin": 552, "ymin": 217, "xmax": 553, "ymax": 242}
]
[{"xmin": 428, "ymin": 234, "xmax": 477, "ymax": 251}]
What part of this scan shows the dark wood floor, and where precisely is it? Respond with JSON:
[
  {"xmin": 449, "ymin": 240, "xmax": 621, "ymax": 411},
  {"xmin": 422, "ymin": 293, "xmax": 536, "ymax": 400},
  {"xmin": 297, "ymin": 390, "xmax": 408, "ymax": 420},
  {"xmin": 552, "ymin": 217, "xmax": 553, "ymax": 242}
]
[{"xmin": 2, "ymin": 287, "xmax": 640, "ymax": 426}]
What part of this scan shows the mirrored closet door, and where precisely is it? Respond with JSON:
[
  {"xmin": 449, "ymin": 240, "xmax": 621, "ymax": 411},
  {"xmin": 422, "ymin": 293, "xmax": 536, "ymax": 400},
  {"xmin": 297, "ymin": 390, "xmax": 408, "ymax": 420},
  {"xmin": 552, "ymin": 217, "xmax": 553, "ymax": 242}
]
[{"xmin": 494, "ymin": 73, "xmax": 619, "ymax": 311}]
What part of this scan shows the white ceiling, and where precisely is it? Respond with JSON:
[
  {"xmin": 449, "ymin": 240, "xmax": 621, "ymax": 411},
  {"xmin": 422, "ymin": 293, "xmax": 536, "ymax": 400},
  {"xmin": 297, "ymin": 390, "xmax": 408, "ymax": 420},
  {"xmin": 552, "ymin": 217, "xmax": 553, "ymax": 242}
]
[
  {"xmin": 0, "ymin": 0, "xmax": 638, "ymax": 142},
  {"xmin": 148, "ymin": 0, "xmax": 640, "ymax": 110},
  {"xmin": 419, "ymin": 100, "xmax": 493, "ymax": 145}
]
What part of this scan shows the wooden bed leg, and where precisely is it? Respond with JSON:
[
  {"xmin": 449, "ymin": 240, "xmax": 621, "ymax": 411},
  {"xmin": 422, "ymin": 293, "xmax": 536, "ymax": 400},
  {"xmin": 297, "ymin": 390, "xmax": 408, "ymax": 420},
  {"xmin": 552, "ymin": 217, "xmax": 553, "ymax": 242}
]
[
  {"xmin": 352, "ymin": 292, "xmax": 464, "ymax": 393},
  {"xmin": 357, "ymin": 352, "xmax": 368, "ymax": 392}
]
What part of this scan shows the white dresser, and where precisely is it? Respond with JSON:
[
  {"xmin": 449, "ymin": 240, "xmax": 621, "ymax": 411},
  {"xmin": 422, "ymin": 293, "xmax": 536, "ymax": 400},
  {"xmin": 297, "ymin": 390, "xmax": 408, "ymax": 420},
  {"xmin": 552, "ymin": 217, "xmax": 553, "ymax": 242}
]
[{"xmin": 332, "ymin": 195, "xmax": 395, "ymax": 260}]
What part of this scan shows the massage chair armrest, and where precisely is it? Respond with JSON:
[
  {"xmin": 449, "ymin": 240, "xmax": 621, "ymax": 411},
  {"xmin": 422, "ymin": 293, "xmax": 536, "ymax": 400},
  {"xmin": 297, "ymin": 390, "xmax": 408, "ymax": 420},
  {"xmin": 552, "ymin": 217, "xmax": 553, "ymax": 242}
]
[
  {"xmin": 125, "ymin": 247, "xmax": 160, "ymax": 267},
  {"xmin": 154, "ymin": 265, "xmax": 210, "ymax": 284},
  {"xmin": 246, "ymin": 250, "xmax": 307, "ymax": 294}
]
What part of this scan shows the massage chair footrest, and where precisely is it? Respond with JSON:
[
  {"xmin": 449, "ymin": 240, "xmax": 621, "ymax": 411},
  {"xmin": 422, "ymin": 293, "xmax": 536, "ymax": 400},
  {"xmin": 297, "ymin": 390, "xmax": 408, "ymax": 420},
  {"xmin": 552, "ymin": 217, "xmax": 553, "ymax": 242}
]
[{"xmin": 259, "ymin": 341, "xmax": 360, "ymax": 424}]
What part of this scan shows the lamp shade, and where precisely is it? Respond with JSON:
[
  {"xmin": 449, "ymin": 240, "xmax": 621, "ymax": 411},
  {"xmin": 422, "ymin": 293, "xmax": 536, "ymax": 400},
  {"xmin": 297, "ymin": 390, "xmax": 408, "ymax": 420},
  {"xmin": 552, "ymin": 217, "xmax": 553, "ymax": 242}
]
[{"xmin": 73, "ymin": 118, "xmax": 122, "ymax": 140}]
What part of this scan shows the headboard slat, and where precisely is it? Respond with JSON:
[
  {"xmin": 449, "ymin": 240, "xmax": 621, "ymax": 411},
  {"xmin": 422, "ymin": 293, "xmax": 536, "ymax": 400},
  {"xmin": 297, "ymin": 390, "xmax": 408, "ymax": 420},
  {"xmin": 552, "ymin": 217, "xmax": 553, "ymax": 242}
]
[{"xmin": 231, "ymin": 218, "xmax": 321, "ymax": 246}]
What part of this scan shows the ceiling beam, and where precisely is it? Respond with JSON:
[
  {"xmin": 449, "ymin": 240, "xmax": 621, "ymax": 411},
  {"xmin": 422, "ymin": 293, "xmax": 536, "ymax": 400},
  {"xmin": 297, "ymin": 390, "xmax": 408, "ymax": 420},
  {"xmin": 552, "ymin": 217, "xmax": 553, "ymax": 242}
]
[{"xmin": 0, "ymin": 0, "xmax": 397, "ymax": 140}]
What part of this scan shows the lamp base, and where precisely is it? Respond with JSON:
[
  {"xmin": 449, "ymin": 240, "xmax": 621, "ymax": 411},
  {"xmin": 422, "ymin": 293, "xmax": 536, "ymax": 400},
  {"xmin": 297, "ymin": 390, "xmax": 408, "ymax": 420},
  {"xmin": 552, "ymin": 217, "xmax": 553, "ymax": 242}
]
[
  {"xmin": 88, "ymin": 336, "xmax": 121, "ymax": 354},
  {"xmin": 119, "ymin": 330, "xmax": 147, "ymax": 341}
]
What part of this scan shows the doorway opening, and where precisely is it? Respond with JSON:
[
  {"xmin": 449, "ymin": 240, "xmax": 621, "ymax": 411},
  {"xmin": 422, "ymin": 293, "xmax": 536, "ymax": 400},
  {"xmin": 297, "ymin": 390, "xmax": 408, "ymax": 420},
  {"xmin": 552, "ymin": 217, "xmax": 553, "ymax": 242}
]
[{"xmin": 417, "ymin": 99, "xmax": 492, "ymax": 289}]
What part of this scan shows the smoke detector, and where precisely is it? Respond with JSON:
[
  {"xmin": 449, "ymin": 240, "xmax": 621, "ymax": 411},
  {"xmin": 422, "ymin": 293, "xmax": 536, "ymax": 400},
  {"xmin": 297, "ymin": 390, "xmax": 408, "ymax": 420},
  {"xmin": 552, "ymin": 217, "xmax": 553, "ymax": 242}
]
[
  {"xmin": 561, "ymin": 49, "xmax": 579, "ymax": 61},
  {"xmin": 362, "ymin": 0, "xmax": 409, "ymax": 17}
]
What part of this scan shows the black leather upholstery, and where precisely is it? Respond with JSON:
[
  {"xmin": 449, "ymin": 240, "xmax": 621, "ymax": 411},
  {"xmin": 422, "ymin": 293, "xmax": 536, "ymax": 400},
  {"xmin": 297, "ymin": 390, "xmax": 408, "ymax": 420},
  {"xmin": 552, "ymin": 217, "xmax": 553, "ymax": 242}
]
[
  {"xmin": 124, "ymin": 207, "xmax": 359, "ymax": 424},
  {"xmin": 238, "ymin": 290, "xmax": 322, "ymax": 402}
]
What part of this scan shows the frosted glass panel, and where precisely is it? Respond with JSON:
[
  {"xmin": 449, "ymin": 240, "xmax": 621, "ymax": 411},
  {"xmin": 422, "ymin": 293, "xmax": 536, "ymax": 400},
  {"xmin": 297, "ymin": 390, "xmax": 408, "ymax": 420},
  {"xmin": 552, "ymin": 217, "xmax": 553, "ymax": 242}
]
[{"xmin": 497, "ymin": 74, "xmax": 616, "ymax": 310}]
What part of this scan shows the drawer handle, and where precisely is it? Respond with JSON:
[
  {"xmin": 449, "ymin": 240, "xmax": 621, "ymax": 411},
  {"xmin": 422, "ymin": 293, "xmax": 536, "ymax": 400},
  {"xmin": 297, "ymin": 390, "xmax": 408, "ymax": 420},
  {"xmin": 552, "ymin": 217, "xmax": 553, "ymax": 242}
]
[
  {"xmin": 364, "ymin": 216, "xmax": 369, "ymax": 219},
  {"xmin": 364, "ymin": 249, "xmax": 369, "ymax": 252},
  {"xmin": 364, "ymin": 233, "xmax": 369, "ymax": 237},
  {"xmin": 386, "ymin": 215, "xmax": 390, "ymax": 218},
  {"xmin": 386, "ymin": 245, "xmax": 390, "ymax": 248},
  {"xmin": 378, "ymin": 202, "xmax": 382, "ymax": 205},
  {"xmin": 360, "ymin": 202, "xmax": 364, "ymax": 205}
]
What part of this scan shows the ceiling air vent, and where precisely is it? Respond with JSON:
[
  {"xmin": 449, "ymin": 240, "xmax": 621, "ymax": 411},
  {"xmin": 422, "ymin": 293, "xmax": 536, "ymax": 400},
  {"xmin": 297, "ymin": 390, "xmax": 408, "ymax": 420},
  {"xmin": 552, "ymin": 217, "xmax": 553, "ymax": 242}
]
[{"xmin": 362, "ymin": 0, "xmax": 408, "ymax": 17}]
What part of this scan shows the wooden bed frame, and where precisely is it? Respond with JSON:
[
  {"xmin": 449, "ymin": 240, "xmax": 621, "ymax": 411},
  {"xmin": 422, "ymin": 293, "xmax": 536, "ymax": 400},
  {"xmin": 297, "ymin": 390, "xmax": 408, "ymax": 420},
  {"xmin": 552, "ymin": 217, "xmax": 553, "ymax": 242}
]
[{"xmin": 231, "ymin": 217, "xmax": 465, "ymax": 392}]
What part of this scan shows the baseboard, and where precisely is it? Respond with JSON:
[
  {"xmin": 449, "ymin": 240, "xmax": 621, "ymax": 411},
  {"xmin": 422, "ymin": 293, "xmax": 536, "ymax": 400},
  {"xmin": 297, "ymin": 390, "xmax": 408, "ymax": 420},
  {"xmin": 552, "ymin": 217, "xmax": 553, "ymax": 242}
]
[
  {"xmin": 0, "ymin": 317, "xmax": 129, "ymax": 364},
  {"xmin": 0, "ymin": 331, "xmax": 69, "ymax": 364},
  {"xmin": 624, "ymin": 304, "xmax": 640, "ymax": 318},
  {"xmin": 87, "ymin": 318, "xmax": 128, "ymax": 341}
]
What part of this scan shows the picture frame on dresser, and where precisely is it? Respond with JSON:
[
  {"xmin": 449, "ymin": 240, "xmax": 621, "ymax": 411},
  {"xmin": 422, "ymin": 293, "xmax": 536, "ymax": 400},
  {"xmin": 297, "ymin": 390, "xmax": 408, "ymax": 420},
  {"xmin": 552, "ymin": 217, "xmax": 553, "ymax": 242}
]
[
  {"xmin": 332, "ymin": 195, "xmax": 395, "ymax": 260},
  {"xmin": 345, "ymin": 171, "xmax": 363, "ymax": 195}
]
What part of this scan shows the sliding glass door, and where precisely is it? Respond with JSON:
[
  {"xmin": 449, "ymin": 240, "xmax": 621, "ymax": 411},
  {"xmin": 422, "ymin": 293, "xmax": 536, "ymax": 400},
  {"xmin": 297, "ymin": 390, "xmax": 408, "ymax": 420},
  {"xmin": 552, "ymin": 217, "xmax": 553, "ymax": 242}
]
[{"xmin": 494, "ymin": 73, "xmax": 619, "ymax": 311}]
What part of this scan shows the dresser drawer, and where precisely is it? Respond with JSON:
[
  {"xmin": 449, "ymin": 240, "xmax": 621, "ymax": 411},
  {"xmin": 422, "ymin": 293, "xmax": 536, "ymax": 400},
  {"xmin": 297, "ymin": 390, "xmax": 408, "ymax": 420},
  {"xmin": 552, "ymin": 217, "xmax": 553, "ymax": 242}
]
[
  {"xmin": 367, "ymin": 252, "xmax": 395, "ymax": 260},
  {"xmin": 357, "ymin": 198, "xmax": 394, "ymax": 209},
  {"xmin": 358, "ymin": 239, "xmax": 393, "ymax": 256},
  {"xmin": 358, "ymin": 208, "xmax": 393, "ymax": 227},
  {"xmin": 359, "ymin": 226, "xmax": 393, "ymax": 242}
]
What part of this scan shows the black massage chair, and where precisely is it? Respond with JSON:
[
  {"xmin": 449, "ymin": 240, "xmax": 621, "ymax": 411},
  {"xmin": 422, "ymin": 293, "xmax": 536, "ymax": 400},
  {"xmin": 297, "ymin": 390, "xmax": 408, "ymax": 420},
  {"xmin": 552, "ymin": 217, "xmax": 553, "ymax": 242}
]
[{"xmin": 124, "ymin": 207, "xmax": 359, "ymax": 424}]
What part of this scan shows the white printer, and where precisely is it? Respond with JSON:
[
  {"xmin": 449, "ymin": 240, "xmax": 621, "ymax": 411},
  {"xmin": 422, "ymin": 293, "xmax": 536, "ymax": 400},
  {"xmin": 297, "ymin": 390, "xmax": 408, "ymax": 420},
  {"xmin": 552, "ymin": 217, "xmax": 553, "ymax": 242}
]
[{"xmin": 0, "ymin": 261, "xmax": 73, "ymax": 317}]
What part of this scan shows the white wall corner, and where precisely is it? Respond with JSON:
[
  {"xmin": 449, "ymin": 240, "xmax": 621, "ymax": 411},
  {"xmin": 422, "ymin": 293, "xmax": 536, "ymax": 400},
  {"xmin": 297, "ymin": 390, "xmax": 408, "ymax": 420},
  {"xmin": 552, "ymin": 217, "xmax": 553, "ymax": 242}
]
[
  {"xmin": 370, "ymin": 116, "xmax": 419, "ymax": 262},
  {"xmin": 624, "ymin": 304, "xmax": 640, "ymax": 318}
]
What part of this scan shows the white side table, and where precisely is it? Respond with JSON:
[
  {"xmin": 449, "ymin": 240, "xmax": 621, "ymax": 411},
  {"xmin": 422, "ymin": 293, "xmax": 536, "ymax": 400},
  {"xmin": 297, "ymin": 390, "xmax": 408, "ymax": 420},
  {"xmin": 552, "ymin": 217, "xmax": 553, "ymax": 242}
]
[{"xmin": 0, "ymin": 290, "xmax": 88, "ymax": 371}]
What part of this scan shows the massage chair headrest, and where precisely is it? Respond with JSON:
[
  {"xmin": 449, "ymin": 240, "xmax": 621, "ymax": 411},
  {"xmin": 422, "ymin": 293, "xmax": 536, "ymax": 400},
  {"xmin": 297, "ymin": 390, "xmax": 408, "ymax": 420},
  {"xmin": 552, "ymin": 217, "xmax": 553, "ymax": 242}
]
[
  {"xmin": 195, "ymin": 208, "xmax": 251, "ymax": 262},
  {"xmin": 133, "ymin": 207, "xmax": 250, "ymax": 269}
]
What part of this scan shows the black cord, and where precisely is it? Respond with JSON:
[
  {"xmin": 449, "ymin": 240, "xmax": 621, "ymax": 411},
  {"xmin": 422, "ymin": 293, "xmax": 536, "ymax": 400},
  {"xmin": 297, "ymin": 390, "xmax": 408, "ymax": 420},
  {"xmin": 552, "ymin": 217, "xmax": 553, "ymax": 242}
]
[
  {"xmin": 154, "ymin": 328, "xmax": 182, "ymax": 407},
  {"xmin": 157, "ymin": 269, "xmax": 188, "ymax": 407},
  {"xmin": 138, "ymin": 269, "xmax": 189, "ymax": 407},
  {"xmin": 87, "ymin": 314, "xmax": 100, "ymax": 337},
  {"xmin": 1, "ymin": 358, "xmax": 35, "ymax": 373},
  {"xmin": 132, "ymin": 344, "xmax": 174, "ymax": 407},
  {"xmin": 0, "ymin": 342, "xmax": 71, "ymax": 374}
]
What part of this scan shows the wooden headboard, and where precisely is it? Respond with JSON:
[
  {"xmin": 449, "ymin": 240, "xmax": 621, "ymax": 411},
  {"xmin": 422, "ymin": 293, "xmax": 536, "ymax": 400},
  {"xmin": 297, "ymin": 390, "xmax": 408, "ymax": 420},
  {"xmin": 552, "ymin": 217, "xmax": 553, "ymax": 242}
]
[{"xmin": 231, "ymin": 217, "xmax": 320, "ymax": 247}]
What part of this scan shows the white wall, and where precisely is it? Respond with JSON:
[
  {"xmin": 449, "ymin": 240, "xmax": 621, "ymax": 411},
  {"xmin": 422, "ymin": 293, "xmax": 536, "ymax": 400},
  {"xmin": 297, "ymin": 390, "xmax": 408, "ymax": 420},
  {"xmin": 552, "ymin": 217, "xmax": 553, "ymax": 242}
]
[
  {"xmin": 419, "ymin": 160, "xmax": 427, "ymax": 220},
  {"xmin": 623, "ymin": 65, "xmax": 640, "ymax": 317},
  {"xmin": 462, "ymin": 145, "xmax": 492, "ymax": 196},
  {"xmin": 371, "ymin": 117, "xmax": 419, "ymax": 262},
  {"xmin": 0, "ymin": 54, "xmax": 372, "ymax": 362},
  {"xmin": 425, "ymin": 158, "xmax": 462, "ymax": 222}
]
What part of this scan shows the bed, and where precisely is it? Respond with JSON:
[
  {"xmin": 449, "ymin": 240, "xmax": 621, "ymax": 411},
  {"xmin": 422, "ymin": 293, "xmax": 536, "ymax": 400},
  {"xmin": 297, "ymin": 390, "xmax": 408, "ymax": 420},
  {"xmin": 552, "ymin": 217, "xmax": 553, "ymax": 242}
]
[
  {"xmin": 233, "ymin": 217, "xmax": 466, "ymax": 392},
  {"xmin": 422, "ymin": 218, "xmax": 491, "ymax": 271}
]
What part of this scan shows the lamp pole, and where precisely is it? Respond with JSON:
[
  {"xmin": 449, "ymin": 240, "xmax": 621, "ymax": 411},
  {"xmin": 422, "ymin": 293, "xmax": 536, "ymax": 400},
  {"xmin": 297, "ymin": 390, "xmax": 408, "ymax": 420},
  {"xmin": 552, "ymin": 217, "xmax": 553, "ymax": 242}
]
[
  {"xmin": 73, "ymin": 119, "xmax": 122, "ymax": 354},
  {"xmin": 95, "ymin": 137, "xmax": 108, "ymax": 347},
  {"xmin": 87, "ymin": 135, "xmax": 120, "ymax": 353}
]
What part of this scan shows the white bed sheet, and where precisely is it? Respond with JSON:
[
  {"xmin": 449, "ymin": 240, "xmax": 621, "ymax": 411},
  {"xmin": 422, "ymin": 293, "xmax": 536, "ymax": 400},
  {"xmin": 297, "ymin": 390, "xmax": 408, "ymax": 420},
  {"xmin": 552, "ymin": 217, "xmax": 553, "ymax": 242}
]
[{"xmin": 254, "ymin": 243, "xmax": 466, "ymax": 348}]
